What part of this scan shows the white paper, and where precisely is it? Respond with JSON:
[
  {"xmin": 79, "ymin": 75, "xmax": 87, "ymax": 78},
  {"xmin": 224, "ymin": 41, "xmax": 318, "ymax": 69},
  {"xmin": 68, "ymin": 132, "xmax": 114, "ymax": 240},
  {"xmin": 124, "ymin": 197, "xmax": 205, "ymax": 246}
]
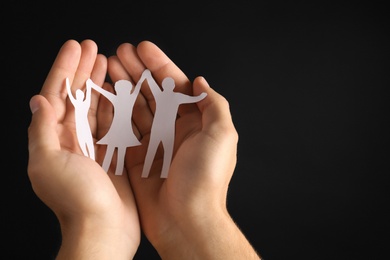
[{"xmin": 67, "ymin": 69, "xmax": 207, "ymax": 178}]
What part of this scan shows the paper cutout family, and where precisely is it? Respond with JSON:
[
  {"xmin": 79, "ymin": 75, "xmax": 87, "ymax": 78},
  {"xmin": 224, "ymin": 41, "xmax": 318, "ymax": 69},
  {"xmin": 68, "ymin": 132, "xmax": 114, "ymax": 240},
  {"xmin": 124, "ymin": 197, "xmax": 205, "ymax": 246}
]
[{"xmin": 66, "ymin": 69, "xmax": 207, "ymax": 178}]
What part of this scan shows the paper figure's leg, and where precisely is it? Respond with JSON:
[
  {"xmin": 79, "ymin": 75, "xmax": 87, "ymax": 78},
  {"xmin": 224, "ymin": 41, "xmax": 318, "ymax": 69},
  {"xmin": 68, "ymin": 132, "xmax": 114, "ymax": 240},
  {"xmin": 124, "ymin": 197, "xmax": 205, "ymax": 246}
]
[
  {"xmin": 86, "ymin": 141, "xmax": 95, "ymax": 161},
  {"xmin": 141, "ymin": 140, "xmax": 160, "ymax": 178},
  {"xmin": 102, "ymin": 145, "xmax": 115, "ymax": 173},
  {"xmin": 160, "ymin": 140, "xmax": 174, "ymax": 178},
  {"xmin": 141, "ymin": 150, "xmax": 153, "ymax": 178},
  {"xmin": 115, "ymin": 147, "xmax": 125, "ymax": 175},
  {"xmin": 79, "ymin": 142, "xmax": 89, "ymax": 158},
  {"xmin": 76, "ymin": 132, "xmax": 88, "ymax": 157}
]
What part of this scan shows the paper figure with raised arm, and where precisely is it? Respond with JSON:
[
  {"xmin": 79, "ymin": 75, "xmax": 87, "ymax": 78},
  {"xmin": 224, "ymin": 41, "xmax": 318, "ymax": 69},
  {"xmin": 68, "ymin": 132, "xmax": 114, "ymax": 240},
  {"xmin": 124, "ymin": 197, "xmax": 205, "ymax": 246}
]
[
  {"xmin": 142, "ymin": 69, "xmax": 207, "ymax": 178},
  {"xmin": 66, "ymin": 77, "xmax": 95, "ymax": 160},
  {"xmin": 86, "ymin": 70, "xmax": 148, "ymax": 175}
]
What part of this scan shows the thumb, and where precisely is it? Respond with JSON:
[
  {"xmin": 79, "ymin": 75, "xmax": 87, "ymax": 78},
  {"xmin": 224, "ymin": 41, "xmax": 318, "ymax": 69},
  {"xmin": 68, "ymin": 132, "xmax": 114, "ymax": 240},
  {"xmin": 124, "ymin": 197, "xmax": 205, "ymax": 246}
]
[
  {"xmin": 27, "ymin": 95, "xmax": 61, "ymax": 156},
  {"xmin": 193, "ymin": 76, "xmax": 237, "ymax": 134}
]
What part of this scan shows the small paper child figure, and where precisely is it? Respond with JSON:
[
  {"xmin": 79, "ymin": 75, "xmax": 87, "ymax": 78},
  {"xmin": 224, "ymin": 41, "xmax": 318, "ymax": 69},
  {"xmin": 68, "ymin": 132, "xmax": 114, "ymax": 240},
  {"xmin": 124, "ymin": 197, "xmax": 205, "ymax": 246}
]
[
  {"xmin": 142, "ymin": 69, "xmax": 207, "ymax": 178},
  {"xmin": 87, "ymin": 70, "xmax": 148, "ymax": 175},
  {"xmin": 66, "ymin": 77, "xmax": 95, "ymax": 160}
]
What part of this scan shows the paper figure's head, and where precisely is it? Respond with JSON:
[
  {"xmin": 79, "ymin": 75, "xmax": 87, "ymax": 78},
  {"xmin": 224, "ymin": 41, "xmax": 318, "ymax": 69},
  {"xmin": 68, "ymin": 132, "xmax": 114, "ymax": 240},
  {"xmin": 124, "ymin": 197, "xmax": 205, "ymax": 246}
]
[
  {"xmin": 114, "ymin": 80, "xmax": 133, "ymax": 94},
  {"xmin": 162, "ymin": 77, "xmax": 175, "ymax": 91},
  {"xmin": 75, "ymin": 89, "xmax": 85, "ymax": 100}
]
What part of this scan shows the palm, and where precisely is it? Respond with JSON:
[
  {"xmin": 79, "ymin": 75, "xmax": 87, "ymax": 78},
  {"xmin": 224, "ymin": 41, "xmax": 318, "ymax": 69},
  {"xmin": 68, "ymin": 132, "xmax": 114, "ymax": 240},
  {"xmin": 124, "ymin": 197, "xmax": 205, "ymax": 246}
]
[{"xmin": 111, "ymin": 113, "xmax": 199, "ymax": 248}]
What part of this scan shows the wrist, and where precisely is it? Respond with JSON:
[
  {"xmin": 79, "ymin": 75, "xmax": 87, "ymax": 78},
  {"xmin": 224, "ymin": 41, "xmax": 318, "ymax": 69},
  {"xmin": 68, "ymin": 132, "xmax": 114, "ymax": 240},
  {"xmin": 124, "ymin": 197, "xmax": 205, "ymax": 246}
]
[
  {"xmin": 56, "ymin": 214, "xmax": 139, "ymax": 260},
  {"xmin": 154, "ymin": 206, "xmax": 259, "ymax": 260}
]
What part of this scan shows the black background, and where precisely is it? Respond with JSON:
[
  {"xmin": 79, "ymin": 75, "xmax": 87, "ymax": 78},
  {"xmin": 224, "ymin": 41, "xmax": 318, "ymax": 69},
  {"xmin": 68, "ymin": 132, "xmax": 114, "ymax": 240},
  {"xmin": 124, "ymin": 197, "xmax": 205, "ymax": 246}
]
[{"xmin": 2, "ymin": 1, "xmax": 389, "ymax": 259}]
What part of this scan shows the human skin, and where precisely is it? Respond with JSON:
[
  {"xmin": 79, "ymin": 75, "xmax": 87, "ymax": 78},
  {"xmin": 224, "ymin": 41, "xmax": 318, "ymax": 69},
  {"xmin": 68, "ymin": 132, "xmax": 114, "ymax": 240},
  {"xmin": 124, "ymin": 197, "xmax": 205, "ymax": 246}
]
[
  {"xmin": 108, "ymin": 41, "xmax": 261, "ymax": 259},
  {"xmin": 27, "ymin": 39, "xmax": 261, "ymax": 259},
  {"xmin": 27, "ymin": 39, "xmax": 140, "ymax": 259}
]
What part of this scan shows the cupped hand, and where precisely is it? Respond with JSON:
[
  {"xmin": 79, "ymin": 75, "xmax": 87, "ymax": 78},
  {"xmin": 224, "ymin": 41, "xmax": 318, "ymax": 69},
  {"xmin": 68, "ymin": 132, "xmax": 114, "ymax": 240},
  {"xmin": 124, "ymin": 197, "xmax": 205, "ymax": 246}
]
[
  {"xmin": 108, "ymin": 41, "xmax": 239, "ymax": 257},
  {"xmin": 27, "ymin": 39, "xmax": 140, "ymax": 259}
]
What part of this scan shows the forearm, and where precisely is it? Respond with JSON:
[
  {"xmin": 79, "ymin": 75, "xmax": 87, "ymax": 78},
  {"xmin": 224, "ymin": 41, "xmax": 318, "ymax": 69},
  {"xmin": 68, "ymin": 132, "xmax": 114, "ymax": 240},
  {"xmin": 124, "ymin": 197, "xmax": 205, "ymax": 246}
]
[
  {"xmin": 155, "ymin": 209, "xmax": 261, "ymax": 260},
  {"xmin": 56, "ymin": 217, "xmax": 138, "ymax": 260}
]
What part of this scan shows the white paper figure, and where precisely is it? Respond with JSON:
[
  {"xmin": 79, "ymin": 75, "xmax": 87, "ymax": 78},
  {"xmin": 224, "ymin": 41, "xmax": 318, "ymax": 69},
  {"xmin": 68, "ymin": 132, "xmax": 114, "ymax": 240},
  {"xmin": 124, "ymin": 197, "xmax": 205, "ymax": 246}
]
[
  {"xmin": 87, "ymin": 70, "xmax": 148, "ymax": 175},
  {"xmin": 66, "ymin": 77, "xmax": 95, "ymax": 160},
  {"xmin": 142, "ymin": 70, "xmax": 207, "ymax": 178}
]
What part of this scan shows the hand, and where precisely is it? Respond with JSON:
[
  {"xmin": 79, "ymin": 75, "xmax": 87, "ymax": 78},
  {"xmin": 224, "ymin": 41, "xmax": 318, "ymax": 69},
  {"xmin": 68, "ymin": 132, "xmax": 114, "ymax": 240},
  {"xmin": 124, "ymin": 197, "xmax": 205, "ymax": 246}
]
[
  {"xmin": 109, "ymin": 41, "xmax": 260, "ymax": 259},
  {"xmin": 27, "ymin": 39, "xmax": 140, "ymax": 259}
]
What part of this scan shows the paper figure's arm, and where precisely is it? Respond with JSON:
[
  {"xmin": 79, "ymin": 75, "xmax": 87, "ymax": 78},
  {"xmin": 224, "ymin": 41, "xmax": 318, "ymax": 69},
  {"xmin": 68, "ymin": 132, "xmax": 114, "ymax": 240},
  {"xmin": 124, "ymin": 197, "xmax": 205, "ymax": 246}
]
[
  {"xmin": 178, "ymin": 92, "xmax": 207, "ymax": 104},
  {"xmin": 65, "ymin": 77, "xmax": 76, "ymax": 103},
  {"xmin": 144, "ymin": 70, "xmax": 162, "ymax": 96},
  {"xmin": 132, "ymin": 69, "xmax": 149, "ymax": 97},
  {"xmin": 87, "ymin": 78, "xmax": 115, "ymax": 102},
  {"xmin": 84, "ymin": 81, "xmax": 92, "ymax": 104}
]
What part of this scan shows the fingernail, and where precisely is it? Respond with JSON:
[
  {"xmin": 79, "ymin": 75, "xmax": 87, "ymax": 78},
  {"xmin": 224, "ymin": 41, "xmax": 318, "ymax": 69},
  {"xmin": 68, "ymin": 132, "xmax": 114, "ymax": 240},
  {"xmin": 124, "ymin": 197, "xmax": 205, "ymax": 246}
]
[
  {"xmin": 200, "ymin": 76, "xmax": 210, "ymax": 87},
  {"xmin": 29, "ymin": 97, "xmax": 40, "ymax": 114}
]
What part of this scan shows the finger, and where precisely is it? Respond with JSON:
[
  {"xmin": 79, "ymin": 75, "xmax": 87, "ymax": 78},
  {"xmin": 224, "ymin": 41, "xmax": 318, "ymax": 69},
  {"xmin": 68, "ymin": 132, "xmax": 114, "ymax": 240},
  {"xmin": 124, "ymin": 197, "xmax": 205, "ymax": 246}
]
[
  {"xmin": 40, "ymin": 40, "xmax": 82, "ymax": 122},
  {"xmin": 27, "ymin": 95, "xmax": 61, "ymax": 161},
  {"xmin": 193, "ymin": 76, "xmax": 238, "ymax": 141},
  {"xmin": 90, "ymin": 54, "xmax": 108, "ymax": 88},
  {"xmin": 107, "ymin": 55, "xmax": 133, "ymax": 83},
  {"xmin": 136, "ymin": 41, "xmax": 199, "ymax": 116},
  {"xmin": 69, "ymin": 39, "xmax": 99, "ymax": 90},
  {"xmin": 191, "ymin": 77, "xmax": 238, "ymax": 185},
  {"xmin": 116, "ymin": 43, "xmax": 146, "ymax": 80}
]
